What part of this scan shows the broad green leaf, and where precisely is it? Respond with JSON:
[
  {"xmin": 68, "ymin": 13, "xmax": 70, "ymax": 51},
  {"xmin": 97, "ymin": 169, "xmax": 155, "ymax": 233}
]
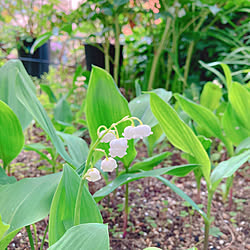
[
  {"xmin": 236, "ymin": 137, "xmax": 250, "ymax": 154},
  {"xmin": 57, "ymin": 132, "xmax": 89, "ymax": 168},
  {"xmin": 128, "ymin": 152, "xmax": 171, "ymax": 173},
  {"xmin": 49, "ymin": 165, "xmax": 102, "ymax": 246},
  {"xmin": 200, "ymin": 82, "xmax": 222, "ymax": 111},
  {"xmin": 0, "ymin": 60, "xmax": 34, "ymax": 130},
  {"xmin": 0, "ymin": 167, "xmax": 16, "ymax": 186},
  {"xmin": 93, "ymin": 164, "xmax": 197, "ymax": 202},
  {"xmin": 86, "ymin": 66, "xmax": 136, "ymax": 167},
  {"xmin": 157, "ymin": 176, "xmax": 207, "ymax": 221},
  {"xmin": 228, "ymin": 82, "xmax": 250, "ymax": 131},
  {"xmin": 30, "ymin": 32, "xmax": 52, "ymax": 54},
  {"xmin": 220, "ymin": 63, "xmax": 232, "ymax": 89},
  {"xmin": 129, "ymin": 89, "xmax": 172, "ymax": 127},
  {"xmin": 175, "ymin": 94, "xmax": 233, "ymax": 154},
  {"xmin": 175, "ymin": 95, "xmax": 223, "ymax": 139},
  {"xmin": 144, "ymin": 124, "xmax": 165, "ymax": 156},
  {"xmin": 48, "ymin": 223, "xmax": 109, "ymax": 250},
  {"xmin": 40, "ymin": 84, "xmax": 57, "ymax": 103},
  {"xmin": 0, "ymin": 101, "xmax": 24, "ymax": 166},
  {"xmin": 0, "ymin": 173, "xmax": 61, "ymax": 249},
  {"xmin": 8, "ymin": 60, "xmax": 77, "ymax": 167},
  {"xmin": 0, "ymin": 215, "xmax": 9, "ymax": 239},
  {"xmin": 150, "ymin": 93, "xmax": 211, "ymax": 183},
  {"xmin": 54, "ymin": 97, "xmax": 73, "ymax": 124},
  {"xmin": 222, "ymin": 103, "xmax": 249, "ymax": 146},
  {"xmin": 211, "ymin": 149, "xmax": 250, "ymax": 185}
]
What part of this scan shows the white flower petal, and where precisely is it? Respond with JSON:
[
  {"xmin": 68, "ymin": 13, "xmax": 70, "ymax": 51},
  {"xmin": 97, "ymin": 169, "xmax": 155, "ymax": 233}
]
[
  {"xmin": 99, "ymin": 130, "xmax": 116, "ymax": 143},
  {"xmin": 101, "ymin": 157, "xmax": 117, "ymax": 172},
  {"xmin": 85, "ymin": 168, "xmax": 101, "ymax": 182}
]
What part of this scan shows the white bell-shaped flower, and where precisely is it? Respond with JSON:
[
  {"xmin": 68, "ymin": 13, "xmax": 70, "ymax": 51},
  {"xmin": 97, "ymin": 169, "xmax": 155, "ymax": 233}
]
[
  {"xmin": 133, "ymin": 125, "xmax": 153, "ymax": 139},
  {"xmin": 178, "ymin": 8, "xmax": 186, "ymax": 18},
  {"xmin": 109, "ymin": 138, "xmax": 128, "ymax": 158},
  {"xmin": 122, "ymin": 126, "xmax": 135, "ymax": 139},
  {"xmin": 99, "ymin": 130, "xmax": 116, "ymax": 143},
  {"xmin": 101, "ymin": 157, "xmax": 117, "ymax": 172},
  {"xmin": 85, "ymin": 168, "xmax": 101, "ymax": 182}
]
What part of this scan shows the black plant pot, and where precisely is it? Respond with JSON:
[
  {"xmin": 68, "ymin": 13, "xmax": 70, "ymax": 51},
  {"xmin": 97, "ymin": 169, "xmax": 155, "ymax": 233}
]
[
  {"xmin": 84, "ymin": 43, "xmax": 123, "ymax": 86},
  {"xmin": 18, "ymin": 39, "xmax": 50, "ymax": 78}
]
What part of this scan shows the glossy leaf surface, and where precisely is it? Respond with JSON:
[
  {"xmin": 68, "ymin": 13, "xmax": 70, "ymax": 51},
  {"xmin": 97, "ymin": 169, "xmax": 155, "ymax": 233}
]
[
  {"xmin": 0, "ymin": 173, "xmax": 61, "ymax": 249},
  {"xmin": 49, "ymin": 165, "xmax": 102, "ymax": 246},
  {"xmin": 0, "ymin": 101, "xmax": 24, "ymax": 166},
  {"xmin": 86, "ymin": 66, "xmax": 136, "ymax": 167},
  {"xmin": 48, "ymin": 223, "xmax": 109, "ymax": 250},
  {"xmin": 150, "ymin": 93, "xmax": 211, "ymax": 182}
]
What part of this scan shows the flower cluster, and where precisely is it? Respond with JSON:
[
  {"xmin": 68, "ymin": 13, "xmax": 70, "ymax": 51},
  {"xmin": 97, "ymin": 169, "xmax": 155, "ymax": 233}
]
[{"xmin": 84, "ymin": 117, "xmax": 152, "ymax": 182}]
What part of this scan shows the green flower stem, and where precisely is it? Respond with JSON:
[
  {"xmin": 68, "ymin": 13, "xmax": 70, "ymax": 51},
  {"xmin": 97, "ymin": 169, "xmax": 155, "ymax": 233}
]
[
  {"xmin": 74, "ymin": 178, "xmax": 85, "ymax": 226},
  {"xmin": 40, "ymin": 223, "xmax": 49, "ymax": 250},
  {"xmin": 123, "ymin": 180, "xmax": 129, "ymax": 238},
  {"xmin": 32, "ymin": 223, "xmax": 38, "ymax": 249},
  {"xmin": 83, "ymin": 116, "xmax": 129, "ymax": 177},
  {"xmin": 183, "ymin": 10, "xmax": 209, "ymax": 90},
  {"xmin": 104, "ymin": 35, "xmax": 110, "ymax": 74},
  {"xmin": 148, "ymin": 17, "xmax": 172, "ymax": 90},
  {"xmin": 25, "ymin": 225, "xmax": 35, "ymax": 250},
  {"xmin": 203, "ymin": 190, "xmax": 214, "ymax": 250},
  {"xmin": 114, "ymin": 13, "xmax": 121, "ymax": 85}
]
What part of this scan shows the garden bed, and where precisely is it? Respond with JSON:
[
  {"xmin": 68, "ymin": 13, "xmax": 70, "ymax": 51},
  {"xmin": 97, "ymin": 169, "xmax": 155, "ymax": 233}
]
[{"xmin": 8, "ymin": 125, "xmax": 250, "ymax": 250}]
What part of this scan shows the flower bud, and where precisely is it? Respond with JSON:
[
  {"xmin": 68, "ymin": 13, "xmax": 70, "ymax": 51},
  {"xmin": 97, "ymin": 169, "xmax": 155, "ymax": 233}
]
[
  {"xmin": 133, "ymin": 125, "xmax": 153, "ymax": 139},
  {"xmin": 99, "ymin": 130, "xmax": 116, "ymax": 143},
  {"xmin": 109, "ymin": 138, "xmax": 128, "ymax": 158},
  {"xmin": 122, "ymin": 126, "xmax": 135, "ymax": 139},
  {"xmin": 101, "ymin": 157, "xmax": 117, "ymax": 172},
  {"xmin": 85, "ymin": 168, "xmax": 101, "ymax": 182}
]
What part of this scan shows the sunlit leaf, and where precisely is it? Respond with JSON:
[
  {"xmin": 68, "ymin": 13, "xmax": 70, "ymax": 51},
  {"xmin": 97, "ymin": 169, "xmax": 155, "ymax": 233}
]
[
  {"xmin": 49, "ymin": 165, "xmax": 102, "ymax": 246},
  {"xmin": 48, "ymin": 223, "xmax": 109, "ymax": 250},
  {"xmin": 0, "ymin": 101, "xmax": 24, "ymax": 166}
]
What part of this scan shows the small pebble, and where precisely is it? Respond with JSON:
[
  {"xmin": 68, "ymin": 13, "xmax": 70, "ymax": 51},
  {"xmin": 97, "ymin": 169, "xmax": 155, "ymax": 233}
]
[{"xmin": 219, "ymin": 240, "xmax": 224, "ymax": 245}]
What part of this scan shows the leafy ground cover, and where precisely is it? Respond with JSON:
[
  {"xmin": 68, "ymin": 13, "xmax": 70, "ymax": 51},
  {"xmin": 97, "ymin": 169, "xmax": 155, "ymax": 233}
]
[{"xmin": 7, "ymin": 122, "xmax": 250, "ymax": 250}]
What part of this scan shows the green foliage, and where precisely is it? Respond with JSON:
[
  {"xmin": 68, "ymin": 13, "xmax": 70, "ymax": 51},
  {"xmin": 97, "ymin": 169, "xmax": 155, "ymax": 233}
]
[
  {"xmin": 1, "ymin": 60, "xmax": 78, "ymax": 168},
  {"xmin": 127, "ymin": 152, "xmax": 171, "ymax": 173},
  {"xmin": 49, "ymin": 165, "xmax": 102, "ymax": 246},
  {"xmin": 0, "ymin": 173, "xmax": 61, "ymax": 249},
  {"xmin": 150, "ymin": 93, "xmax": 211, "ymax": 183},
  {"xmin": 94, "ymin": 164, "xmax": 198, "ymax": 202},
  {"xmin": 0, "ymin": 60, "xmax": 35, "ymax": 130},
  {"xmin": 86, "ymin": 66, "xmax": 136, "ymax": 167},
  {"xmin": 0, "ymin": 100, "xmax": 24, "ymax": 167},
  {"xmin": 211, "ymin": 149, "xmax": 250, "ymax": 187},
  {"xmin": 0, "ymin": 167, "xmax": 16, "ymax": 186},
  {"xmin": 200, "ymin": 82, "xmax": 222, "ymax": 111},
  {"xmin": 48, "ymin": 223, "xmax": 109, "ymax": 250}
]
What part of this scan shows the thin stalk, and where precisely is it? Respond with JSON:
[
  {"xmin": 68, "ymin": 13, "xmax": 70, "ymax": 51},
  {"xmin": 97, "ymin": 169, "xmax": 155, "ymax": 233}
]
[
  {"xmin": 148, "ymin": 17, "xmax": 172, "ymax": 90},
  {"xmin": 74, "ymin": 178, "xmax": 85, "ymax": 226},
  {"xmin": 165, "ymin": 18, "xmax": 178, "ymax": 90},
  {"xmin": 123, "ymin": 181, "xmax": 129, "ymax": 238},
  {"xmin": 183, "ymin": 11, "xmax": 209, "ymax": 90},
  {"xmin": 203, "ymin": 190, "xmax": 213, "ymax": 250},
  {"xmin": 104, "ymin": 35, "xmax": 110, "ymax": 73},
  {"xmin": 25, "ymin": 225, "xmax": 35, "ymax": 250},
  {"xmin": 40, "ymin": 223, "xmax": 49, "ymax": 250},
  {"xmin": 114, "ymin": 13, "xmax": 121, "ymax": 85},
  {"xmin": 33, "ymin": 223, "xmax": 38, "ymax": 250},
  {"xmin": 8, "ymin": 165, "xmax": 10, "ymax": 176}
]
